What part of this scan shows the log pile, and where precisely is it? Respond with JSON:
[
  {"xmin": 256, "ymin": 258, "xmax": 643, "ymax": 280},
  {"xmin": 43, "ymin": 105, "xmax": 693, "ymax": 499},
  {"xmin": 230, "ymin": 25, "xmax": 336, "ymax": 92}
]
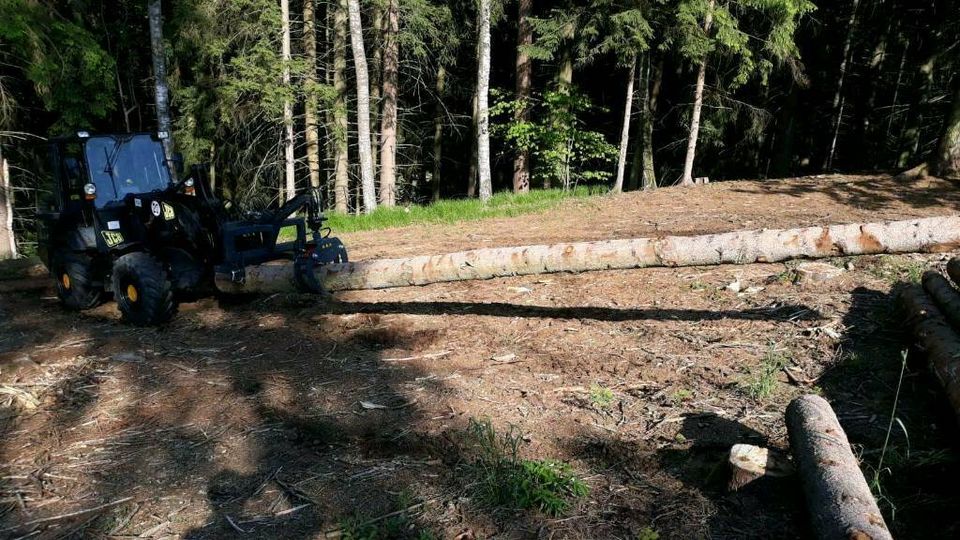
[
  {"xmin": 218, "ymin": 215, "xmax": 960, "ymax": 294},
  {"xmin": 898, "ymin": 257, "xmax": 960, "ymax": 423}
]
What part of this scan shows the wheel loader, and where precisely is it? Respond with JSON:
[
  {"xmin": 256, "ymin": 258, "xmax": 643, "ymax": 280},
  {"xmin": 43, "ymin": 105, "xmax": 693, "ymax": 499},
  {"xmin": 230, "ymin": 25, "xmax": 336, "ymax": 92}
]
[{"xmin": 36, "ymin": 131, "xmax": 347, "ymax": 325}]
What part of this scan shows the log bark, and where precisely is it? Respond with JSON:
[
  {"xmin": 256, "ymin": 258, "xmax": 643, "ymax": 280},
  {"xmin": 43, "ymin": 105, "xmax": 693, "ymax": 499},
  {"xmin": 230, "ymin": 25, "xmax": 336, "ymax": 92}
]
[
  {"xmin": 216, "ymin": 215, "xmax": 960, "ymax": 294},
  {"xmin": 898, "ymin": 283, "xmax": 960, "ymax": 422},
  {"xmin": 947, "ymin": 257, "xmax": 960, "ymax": 286},
  {"xmin": 786, "ymin": 394, "xmax": 892, "ymax": 540},
  {"xmin": 922, "ymin": 270, "xmax": 960, "ymax": 330}
]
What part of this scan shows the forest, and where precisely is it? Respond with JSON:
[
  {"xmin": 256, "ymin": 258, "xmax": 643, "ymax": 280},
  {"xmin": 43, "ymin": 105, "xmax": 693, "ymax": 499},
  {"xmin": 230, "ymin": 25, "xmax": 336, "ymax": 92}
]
[{"xmin": 0, "ymin": 0, "xmax": 958, "ymax": 233}]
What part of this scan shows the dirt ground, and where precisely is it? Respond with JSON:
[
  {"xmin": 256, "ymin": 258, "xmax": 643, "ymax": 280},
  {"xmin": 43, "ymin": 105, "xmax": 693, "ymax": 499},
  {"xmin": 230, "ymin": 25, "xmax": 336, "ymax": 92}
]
[{"xmin": 1, "ymin": 174, "xmax": 960, "ymax": 539}]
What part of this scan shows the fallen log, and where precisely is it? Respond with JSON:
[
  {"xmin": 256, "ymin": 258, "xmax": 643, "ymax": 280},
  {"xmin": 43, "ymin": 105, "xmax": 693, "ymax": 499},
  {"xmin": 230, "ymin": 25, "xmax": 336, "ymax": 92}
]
[
  {"xmin": 947, "ymin": 257, "xmax": 960, "ymax": 286},
  {"xmin": 216, "ymin": 215, "xmax": 960, "ymax": 294},
  {"xmin": 786, "ymin": 394, "xmax": 892, "ymax": 540},
  {"xmin": 922, "ymin": 270, "xmax": 960, "ymax": 330},
  {"xmin": 898, "ymin": 284, "xmax": 960, "ymax": 421}
]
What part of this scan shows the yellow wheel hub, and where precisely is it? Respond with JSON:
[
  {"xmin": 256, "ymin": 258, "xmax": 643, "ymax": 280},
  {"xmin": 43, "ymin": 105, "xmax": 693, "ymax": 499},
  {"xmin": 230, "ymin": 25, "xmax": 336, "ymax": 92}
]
[
  {"xmin": 126, "ymin": 284, "xmax": 139, "ymax": 303},
  {"xmin": 61, "ymin": 274, "xmax": 71, "ymax": 290}
]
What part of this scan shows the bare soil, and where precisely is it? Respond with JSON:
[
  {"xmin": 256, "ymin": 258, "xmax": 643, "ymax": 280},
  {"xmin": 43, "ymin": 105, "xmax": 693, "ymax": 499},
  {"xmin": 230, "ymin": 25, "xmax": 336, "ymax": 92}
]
[{"xmin": 1, "ymin": 174, "xmax": 959, "ymax": 539}]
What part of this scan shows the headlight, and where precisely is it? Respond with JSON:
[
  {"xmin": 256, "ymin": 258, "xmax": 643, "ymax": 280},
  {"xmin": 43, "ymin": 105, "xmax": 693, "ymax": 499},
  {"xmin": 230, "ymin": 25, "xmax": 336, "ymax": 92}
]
[
  {"xmin": 184, "ymin": 178, "xmax": 195, "ymax": 187},
  {"xmin": 83, "ymin": 183, "xmax": 97, "ymax": 195}
]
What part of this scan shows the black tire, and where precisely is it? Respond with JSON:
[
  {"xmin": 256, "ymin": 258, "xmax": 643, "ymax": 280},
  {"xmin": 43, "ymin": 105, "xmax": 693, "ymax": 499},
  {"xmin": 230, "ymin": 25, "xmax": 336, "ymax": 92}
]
[
  {"xmin": 112, "ymin": 252, "xmax": 177, "ymax": 326},
  {"xmin": 52, "ymin": 251, "xmax": 104, "ymax": 310}
]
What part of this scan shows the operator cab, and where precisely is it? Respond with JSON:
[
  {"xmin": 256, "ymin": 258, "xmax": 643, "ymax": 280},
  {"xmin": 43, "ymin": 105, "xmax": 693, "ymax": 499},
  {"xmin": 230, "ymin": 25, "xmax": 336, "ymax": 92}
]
[{"xmin": 83, "ymin": 133, "xmax": 172, "ymax": 207}]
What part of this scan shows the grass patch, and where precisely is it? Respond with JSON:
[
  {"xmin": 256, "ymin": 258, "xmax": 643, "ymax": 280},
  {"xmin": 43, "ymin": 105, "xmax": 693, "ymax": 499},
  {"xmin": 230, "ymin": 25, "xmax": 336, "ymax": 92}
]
[
  {"xmin": 324, "ymin": 186, "xmax": 604, "ymax": 234},
  {"xmin": 740, "ymin": 345, "xmax": 790, "ymax": 400},
  {"xmin": 464, "ymin": 418, "xmax": 588, "ymax": 516},
  {"xmin": 863, "ymin": 255, "xmax": 927, "ymax": 284},
  {"xmin": 337, "ymin": 491, "xmax": 434, "ymax": 540},
  {"xmin": 589, "ymin": 384, "xmax": 615, "ymax": 409},
  {"xmin": 671, "ymin": 388, "xmax": 693, "ymax": 405}
]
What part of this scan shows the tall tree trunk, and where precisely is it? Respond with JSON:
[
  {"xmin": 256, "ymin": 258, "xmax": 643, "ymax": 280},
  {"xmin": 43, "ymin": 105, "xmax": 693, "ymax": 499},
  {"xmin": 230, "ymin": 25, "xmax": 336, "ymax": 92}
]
[
  {"xmin": 0, "ymin": 146, "xmax": 16, "ymax": 260},
  {"xmin": 147, "ymin": 0, "xmax": 177, "ymax": 181},
  {"xmin": 512, "ymin": 0, "xmax": 532, "ymax": 194},
  {"xmin": 303, "ymin": 0, "xmax": 321, "ymax": 190},
  {"xmin": 432, "ymin": 65, "xmax": 446, "ymax": 202},
  {"xmin": 823, "ymin": 0, "xmax": 860, "ymax": 171},
  {"xmin": 281, "ymin": 0, "xmax": 295, "ymax": 201},
  {"xmin": 549, "ymin": 21, "xmax": 576, "ymax": 190},
  {"xmin": 370, "ymin": 5, "xmax": 383, "ymax": 177},
  {"xmin": 347, "ymin": 0, "xmax": 377, "ymax": 213},
  {"xmin": 333, "ymin": 0, "xmax": 350, "ymax": 212},
  {"xmin": 641, "ymin": 56, "xmax": 662, "ymax": 190},
  {"xmin": 612, "ymin": 55, "xmax": 636, "ymax": 194},
  {"xmin": 933, "ymin": 82, "xmax": 960, "ymax": 179},
  {"xmin": 680, "ymin": 0, "xmax": 714, "ymax": 187},
  {"xmin": 378, "ymin": 0, "xmax": 399, "ymax": 206},
  {"xmin": 897, "ymin": 50, "xmax": 938, "ymax": 168},
  {"xmin": 476, "ymin": 0, "xmax": 493, "ymax": 202},
  {"xmin": 467, "ymin": 90, "xmax": 479, "ymax": 198},
  {"xmin": 219, "ymin": 216, "xmax": 960, "ymax": 294}
]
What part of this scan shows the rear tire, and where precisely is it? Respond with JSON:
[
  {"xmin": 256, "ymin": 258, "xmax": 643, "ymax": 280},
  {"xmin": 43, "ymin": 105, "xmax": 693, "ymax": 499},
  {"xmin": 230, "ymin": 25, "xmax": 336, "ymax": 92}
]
[
  {"xmin": 52, "ymin": 252, "xmax": 104, "ymax": 310},
  {"xmin": 112, "ymin": 252, "xmax": 177, "ymax": 326}
]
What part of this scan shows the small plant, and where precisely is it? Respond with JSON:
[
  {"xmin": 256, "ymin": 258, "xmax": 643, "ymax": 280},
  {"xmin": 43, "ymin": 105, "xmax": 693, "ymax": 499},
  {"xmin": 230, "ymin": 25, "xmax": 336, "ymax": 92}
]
[
  {"xmin": 869, "ymin": 350, "xmax": 910, "ymax": 520},
  {"xmin": 636, "ymin": 527, "xmax": 660, "ymax": 540},
  {"xmin": 741, "ymin": 345, "xmax": 790, "ymax": 400},
  {"xmin": 337, "ymin": 491, "xmax": 434, "ymax": 540},
  {"xmin": 590, "ymin": 384, "xmax": 615, "ymax": 409},
  {"xmin": 671, "ymin": 388, "xmax": 693, "ymax": 405},
  {"xmin": 464, "ymin": 418, "xmax": 588, "ymax": 516},
  {"xmin": 865, "ymin": 256, "xmax": 927, "ymax": 284}
]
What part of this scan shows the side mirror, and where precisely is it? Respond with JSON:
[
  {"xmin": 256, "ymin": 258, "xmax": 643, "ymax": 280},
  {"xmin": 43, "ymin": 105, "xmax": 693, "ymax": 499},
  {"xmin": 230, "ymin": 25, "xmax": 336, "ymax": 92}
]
[{"xmin": 172, "ymin": 153, "xmax": 185, "ymax": 176}]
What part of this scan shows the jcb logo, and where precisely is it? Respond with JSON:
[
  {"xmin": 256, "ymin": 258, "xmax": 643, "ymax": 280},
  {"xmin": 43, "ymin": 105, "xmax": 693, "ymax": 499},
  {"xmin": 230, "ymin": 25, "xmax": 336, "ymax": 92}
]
[
  {"xmin": 162, "ymin": 203, "xmax": 176, "ymax": 221},
  {"xmin": 101, "ymin": 231, "xmax": 124, "ymax": 247}
]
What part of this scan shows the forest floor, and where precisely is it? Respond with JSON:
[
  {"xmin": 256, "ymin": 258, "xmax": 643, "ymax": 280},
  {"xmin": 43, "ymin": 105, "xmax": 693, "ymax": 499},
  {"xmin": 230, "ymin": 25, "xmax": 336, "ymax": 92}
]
[{"xmin": 1, "ymin": 173, "xmax": 960, "ymax": 539}]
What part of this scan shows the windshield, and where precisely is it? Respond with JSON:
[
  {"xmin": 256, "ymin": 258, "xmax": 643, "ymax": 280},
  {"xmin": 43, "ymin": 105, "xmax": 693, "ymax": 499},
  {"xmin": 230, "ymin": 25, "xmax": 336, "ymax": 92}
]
[{"xmin": 85, "ymin": 135, "xmax": 171, "ymax": 207}]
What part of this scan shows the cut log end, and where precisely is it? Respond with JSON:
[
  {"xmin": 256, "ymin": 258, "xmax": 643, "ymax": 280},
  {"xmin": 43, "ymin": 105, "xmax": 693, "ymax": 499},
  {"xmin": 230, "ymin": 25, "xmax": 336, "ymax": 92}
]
[{"xmin": 727, "ymin": 443, "xmax": 793, "ymax": 491}]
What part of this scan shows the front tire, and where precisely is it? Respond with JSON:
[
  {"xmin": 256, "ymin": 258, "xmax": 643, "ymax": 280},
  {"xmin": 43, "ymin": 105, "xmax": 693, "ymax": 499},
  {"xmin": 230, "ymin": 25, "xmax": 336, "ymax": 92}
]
[
  {"xmin": 52, "ymin": 252, "xmax": 104, "ymax": 310},
  {"xmin": 112, "ymin": 252, "xmax": 177, "ymax": 326}
]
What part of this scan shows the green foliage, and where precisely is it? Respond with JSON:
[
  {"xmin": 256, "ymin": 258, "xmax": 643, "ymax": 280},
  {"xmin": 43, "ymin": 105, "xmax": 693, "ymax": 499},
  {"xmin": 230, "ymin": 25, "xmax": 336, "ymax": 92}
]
[
  {"xmin": 492, "ymin": 89, "xmax": 617, "ymax": 189},
  {"xmin": 465, "ymin": 418, "xmax": 588, "ymax": 516},
  {"xmin": 740, "ymin": 345, "xmax": 789, "ymax": 400},
  {"xmin": 590, "ymin": 384, "xmax": 615, "ymax": 409},
  {"xmin": 636, "ymin": 527, "xmax": 660, "ymax": 540},
  {"xmin": 0, "ymin": 0, "xmax": 116, "ymax": 130},
  {"xmin": 323, "ymin": 186, "xmax": 604, "ymax": 234}
]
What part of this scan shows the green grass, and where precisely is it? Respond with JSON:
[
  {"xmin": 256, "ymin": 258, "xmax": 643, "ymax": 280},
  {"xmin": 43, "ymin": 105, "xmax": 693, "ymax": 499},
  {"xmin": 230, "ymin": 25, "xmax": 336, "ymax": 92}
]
[
  {"xmin": 863, "ymin": 255, "xmax": 927, "ymax": 284},
  {"xmin": 740, "ymin": 345, "xmax": 791, "ymax": 400},
  {"xmin": 324, "ymin": 186, "xmax": 604, "ymax": 234},
  {"xmin": 590, "ymin": 384, "xmax": 615, "ymax": 409},
  {"xmin": 465, "ymin": 417, "xmax": 588, "ymax": 516}
]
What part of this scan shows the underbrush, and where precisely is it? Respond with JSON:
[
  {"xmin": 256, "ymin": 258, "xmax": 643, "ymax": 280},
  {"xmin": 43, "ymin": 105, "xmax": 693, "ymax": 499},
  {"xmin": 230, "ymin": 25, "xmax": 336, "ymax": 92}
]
[
  {"xmin": 464, "ymin": 418, "xmax": 588, "ymax": 516},
  {"xmin": 325, "ymin": 186, "xmax": 604, "ymax": 233}
]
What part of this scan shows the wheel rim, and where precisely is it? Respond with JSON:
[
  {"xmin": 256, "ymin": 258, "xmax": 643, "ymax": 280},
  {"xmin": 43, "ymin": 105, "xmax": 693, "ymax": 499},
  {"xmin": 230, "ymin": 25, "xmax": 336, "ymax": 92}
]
[
  {"xmin": 126, "ymin": 284, "xmax": 139, "ymax": 303},
  {"xmin": 61, "ymin": 273, "xmax": 71, "ymax": 290}
]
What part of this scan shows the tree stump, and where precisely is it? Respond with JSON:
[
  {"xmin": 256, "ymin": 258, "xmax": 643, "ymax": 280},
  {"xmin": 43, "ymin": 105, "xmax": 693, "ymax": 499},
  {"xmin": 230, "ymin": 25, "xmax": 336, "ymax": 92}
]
[
  {"xmin": 786, "ymin": 395, "xmax": 892, "ymax": 540},
  {"xmin": 727, "ymin": 443, "xmax": 794, "ymax": 491},
  {"xmin": 795, "ymin": 262, "xmax": 845, "ymax": 284}
]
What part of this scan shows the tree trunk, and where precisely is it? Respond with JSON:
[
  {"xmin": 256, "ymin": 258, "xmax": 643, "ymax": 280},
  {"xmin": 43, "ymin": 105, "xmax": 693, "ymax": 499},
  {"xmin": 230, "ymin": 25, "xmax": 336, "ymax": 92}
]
[
  {"xmin": 216, "ymin": 215, "xmax": 960, "ymax": 294},
  {"xmin": 333, "ymin": 0, "xmax": 350, "ymax": 212},
  {"xmin": 347, "ymin": 0, "xmax": 377, "ymax": 213},
  {"xmin": 823, "ymin": 0, "xmax": 860, "ymax": 171},
  {"xmin": 512, "ymin": 0, "xmax": 532, "ymax": 194},
  {"xmin": 932, "ymin": 82, "xmax": 960, "ymax": 179},
  {"xmin": 641, "ymin": 56, "xmax": 662, "ymax": 190},
  {"xmin": 0, "ymin": 148, "xmax": 16, "ymax": 260},
  {"xmin": 281, "ymin": 0, "xmax": 296, "ymax": 201},
  {"xmin": 476, "ymin": 0, "xmax": 492, "ymax": 203},
  {"xmin": 899, "ymin": 284, "xmax": 960, "ymax": 425},
  {"xmin": 303, "ymin": 0, "xmax": 322, "ymax": 190},
  {"xmin": 612, "ymin": 56, "xmax": 636, "ymax": 194},
  {"xmin": 432, "ymin": 65, "xmax": 446, "ymax": 202},
  {"xmin": 549, "ymin": 22, "xmax": 575, "ymax": 190},
  {"xmin": 786, "ymin": 395, "xmax": 892, "ymax": 540},
  {"xmin": 147, "ymin": 0, "xmax": 177, "ymax": 181},
  {"xmin": 378, "ymin": 0, "xmax": 399, "ymax": 206},
  {"xmin": 467, "ymin": 90, "xmax": 479, "ymax": 198},
  {"xmin": 680, "ymin": 0, "xmax": 714, "ymax": 187},
  {"xmin": 370, "ymin": 4, "xmax": 383, "ymax": 177}
]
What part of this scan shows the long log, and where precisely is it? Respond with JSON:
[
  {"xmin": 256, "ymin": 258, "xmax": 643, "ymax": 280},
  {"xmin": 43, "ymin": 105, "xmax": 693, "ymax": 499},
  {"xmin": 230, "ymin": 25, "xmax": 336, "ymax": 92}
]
[
  {"xmin": 216, "ymin": 215, "xmax": 960, "ymax": 294},
  {"xmin": 898, "ymin": 284, "xmax": 960, "ymax": 422},
  {"xmin": 922, "ymin": 270, "xmax": 960, "ymax": 330},
  {"xmin": 786, "ymin": 394, "xmax": 892, "ymax": 540}
]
